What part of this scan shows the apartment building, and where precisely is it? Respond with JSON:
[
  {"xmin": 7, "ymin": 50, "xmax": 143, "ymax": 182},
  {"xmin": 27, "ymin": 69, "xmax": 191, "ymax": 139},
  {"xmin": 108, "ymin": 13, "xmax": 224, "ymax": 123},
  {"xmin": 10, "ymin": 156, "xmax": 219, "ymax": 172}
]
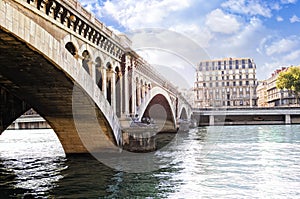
[
  {"xmin": 258, "ymin": 67, "xmax": 298, "ymax": 107},
  {"xmin": 194, "ymin": 58, "xmax": 258, "ymax": 108}
]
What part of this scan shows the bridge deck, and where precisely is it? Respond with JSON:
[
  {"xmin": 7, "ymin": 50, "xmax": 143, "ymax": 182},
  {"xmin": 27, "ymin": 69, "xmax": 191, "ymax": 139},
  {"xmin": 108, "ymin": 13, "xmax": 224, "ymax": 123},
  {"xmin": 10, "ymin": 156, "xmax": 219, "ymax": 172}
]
[{"xmin": 192, "ymin": 107, "xmax": 300, "ymax": 126}]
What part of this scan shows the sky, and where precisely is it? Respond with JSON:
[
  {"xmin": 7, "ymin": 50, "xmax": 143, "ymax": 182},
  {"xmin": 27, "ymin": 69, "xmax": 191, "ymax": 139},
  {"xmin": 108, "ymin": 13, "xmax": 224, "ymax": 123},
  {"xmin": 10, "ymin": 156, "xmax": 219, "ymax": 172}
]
[{"xmin": 79, "ymin": 0, "xmax": 300, "ymax": 88}]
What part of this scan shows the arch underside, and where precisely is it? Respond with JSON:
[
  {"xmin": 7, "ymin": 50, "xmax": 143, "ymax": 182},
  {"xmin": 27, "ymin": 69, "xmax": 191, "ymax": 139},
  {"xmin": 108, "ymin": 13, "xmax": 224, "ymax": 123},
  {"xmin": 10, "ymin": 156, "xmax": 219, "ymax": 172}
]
[
  {"xmin": 141, "ymin": 94, "xmax": 176, "ymax": 133},
  {"xmin": 179, "ymin": 107, "xmax": 188, "ymax": 120},
  {"xmin": 0, "ymin": 28, "xmax": 116, "ymax": 153}
]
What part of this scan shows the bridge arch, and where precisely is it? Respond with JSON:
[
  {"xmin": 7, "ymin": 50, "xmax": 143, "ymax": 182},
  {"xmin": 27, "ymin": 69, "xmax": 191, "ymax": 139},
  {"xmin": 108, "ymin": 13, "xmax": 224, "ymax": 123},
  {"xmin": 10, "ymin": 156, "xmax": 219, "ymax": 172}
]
[
  {"xmin": 95, "ymin": 56, "xmax": 103, "ymax": 90},
  {"xmin": 0, "ymin": 2, "xmax": 123, "ymax": 153},
  {"xmin": 137, "ymin": 87, "xmax": 177, "ymax": 132},
  {"xmin": 179, "ymin": 107, "xmax": 188, "ymax": 120},
  {"xmin": 65, "ymin": 42, "xmax": 78, "ymax": 57},
  {"xmin": 62, "ymin": 35, "xmax": 80, "ymax": 58},
  {"xmin": 178, "ymin": 103, "xmax": 192, "ymax": 120},
  {"xmin": 79, "ymin": 44, "xmax": 94, "ymax": 75}
]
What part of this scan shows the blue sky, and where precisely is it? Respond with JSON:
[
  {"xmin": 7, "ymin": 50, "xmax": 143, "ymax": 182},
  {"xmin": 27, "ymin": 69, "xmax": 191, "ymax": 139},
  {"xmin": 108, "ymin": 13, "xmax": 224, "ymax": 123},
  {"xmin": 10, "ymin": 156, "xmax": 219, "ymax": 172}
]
[{"xmin": 79, "ymin": 0, "xmax": 300, "ymax": 88}]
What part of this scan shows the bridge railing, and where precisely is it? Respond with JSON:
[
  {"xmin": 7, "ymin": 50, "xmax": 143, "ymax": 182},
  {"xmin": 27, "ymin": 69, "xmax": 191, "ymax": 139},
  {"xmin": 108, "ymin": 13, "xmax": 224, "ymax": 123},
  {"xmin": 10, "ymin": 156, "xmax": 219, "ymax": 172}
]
[
  {"xmin": 24, "ymin": 0, "xmax": 124, "ymax": 59},
  {"xmin": 193, "ymin": 106, "xmax": 300, "ymax": 112}
]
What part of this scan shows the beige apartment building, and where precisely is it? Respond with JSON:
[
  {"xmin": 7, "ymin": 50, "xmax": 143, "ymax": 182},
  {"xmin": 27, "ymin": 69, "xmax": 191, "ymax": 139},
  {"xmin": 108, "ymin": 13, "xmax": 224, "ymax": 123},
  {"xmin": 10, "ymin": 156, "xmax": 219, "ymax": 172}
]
[
  {"xmin": 258, "ymin": 67, "xmax": 298, "ymax": 107},
  {"xmin": 256, "ymin": 81, "xmax": 268, "ymax": 107},
  {"xmin": 194, "ymin": 58, "xmax": 258, "ymax": 108}
]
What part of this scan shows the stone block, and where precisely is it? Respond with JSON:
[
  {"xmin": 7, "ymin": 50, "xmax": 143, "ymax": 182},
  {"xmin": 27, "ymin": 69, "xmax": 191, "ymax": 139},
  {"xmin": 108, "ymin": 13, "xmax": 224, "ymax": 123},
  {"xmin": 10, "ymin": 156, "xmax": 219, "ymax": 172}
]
[
  {"xmin": 24, "ymin": 17, "xmax": 30, "ymax": 42},
  {"xmin": 12, "ymin": 6, "xmax": 18, "ymax": 34},
  {"xmin": 18, "ymin": 12, "xmax": 24, "ymax": 39},
  {"xmin": 48, "ymin": 35, "xmax": 53, "ymax": 58},
  {"xmin": 29, "ymin": 21, "xmax": 36, "ymax": 46},
  {"xmin": 5, "ymin": 3, "xmax": 12, "ymax": 31},
  {"xmin": 0, "ymin": 0, "xmax": 5, "ymax": 27}
]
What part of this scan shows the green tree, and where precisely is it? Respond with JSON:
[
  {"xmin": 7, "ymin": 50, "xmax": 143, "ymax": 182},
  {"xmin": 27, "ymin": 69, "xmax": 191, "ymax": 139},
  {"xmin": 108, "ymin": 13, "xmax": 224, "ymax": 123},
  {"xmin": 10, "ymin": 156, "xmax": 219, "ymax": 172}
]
[{"xmin": 276, "ymin": 66, "xmax": 300, "ymax": 104}]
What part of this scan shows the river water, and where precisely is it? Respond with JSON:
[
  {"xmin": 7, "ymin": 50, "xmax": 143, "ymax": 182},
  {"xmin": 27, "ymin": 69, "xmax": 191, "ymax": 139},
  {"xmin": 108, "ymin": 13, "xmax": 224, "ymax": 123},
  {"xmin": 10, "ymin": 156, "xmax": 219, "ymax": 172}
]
[{"xmin": 0, "ymin": 125, "xmax": 300, "ymax": 198}]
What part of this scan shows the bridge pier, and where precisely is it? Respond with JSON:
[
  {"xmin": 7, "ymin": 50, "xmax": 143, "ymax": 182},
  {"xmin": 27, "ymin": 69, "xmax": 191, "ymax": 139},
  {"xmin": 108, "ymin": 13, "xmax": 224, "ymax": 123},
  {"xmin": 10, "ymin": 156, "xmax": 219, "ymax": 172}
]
[
  {"xmin": 123, "ymin": 67, "xmax": 129, "ymax": 117},
  {"xmin": 285, "ymin": 114, "xmax": 291, "ymax": 124}
]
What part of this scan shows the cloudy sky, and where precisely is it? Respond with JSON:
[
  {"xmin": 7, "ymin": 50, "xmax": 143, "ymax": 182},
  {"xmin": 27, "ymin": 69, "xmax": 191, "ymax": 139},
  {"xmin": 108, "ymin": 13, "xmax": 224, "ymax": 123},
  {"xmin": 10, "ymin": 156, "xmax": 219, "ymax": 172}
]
[{"xmin": 79, "ymin": 0, "xmax": 300, "ymax": 88}]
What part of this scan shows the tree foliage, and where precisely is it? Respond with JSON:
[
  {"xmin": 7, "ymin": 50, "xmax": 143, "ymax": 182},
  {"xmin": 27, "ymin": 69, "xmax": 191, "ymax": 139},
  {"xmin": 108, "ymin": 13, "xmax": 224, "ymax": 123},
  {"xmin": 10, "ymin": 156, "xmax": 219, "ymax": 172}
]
[{"xmin": 276, "ymin": 66, "xmax": 300, "ymax": 103}]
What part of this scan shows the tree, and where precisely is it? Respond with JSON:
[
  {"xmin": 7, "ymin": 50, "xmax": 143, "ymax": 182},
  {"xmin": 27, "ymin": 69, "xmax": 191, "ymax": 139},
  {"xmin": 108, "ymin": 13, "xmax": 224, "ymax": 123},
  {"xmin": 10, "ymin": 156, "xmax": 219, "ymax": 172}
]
[{"xmin": 276, "ymin": 66, "xmax": 300, "ymax": 104}]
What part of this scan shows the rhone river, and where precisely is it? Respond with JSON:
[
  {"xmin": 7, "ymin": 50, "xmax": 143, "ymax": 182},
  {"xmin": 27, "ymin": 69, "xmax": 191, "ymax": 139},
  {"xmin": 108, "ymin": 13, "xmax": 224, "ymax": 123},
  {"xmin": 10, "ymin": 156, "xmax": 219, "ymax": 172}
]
[{"xmin": 0, "ymin": 125, "xmax": 300, "ymax": 198}]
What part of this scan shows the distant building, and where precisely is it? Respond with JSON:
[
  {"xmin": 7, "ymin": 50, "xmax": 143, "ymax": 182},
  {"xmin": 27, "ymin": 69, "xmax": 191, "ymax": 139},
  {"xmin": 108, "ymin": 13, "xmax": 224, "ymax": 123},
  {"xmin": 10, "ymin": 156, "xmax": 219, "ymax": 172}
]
[
  {"xmin": 258, "ymin": 67, "xmax": 299, "ymax": 107},
  {"xmin": 256, "ymin": 81, "xmax": 268, "ymax": 107},
  {"xmin": 194, "ymin": 58, "xmax": 258, "ymax": 108},
  {"xmin": 8, "ymin": 109, "xmax": 50, "ymax": 130}
]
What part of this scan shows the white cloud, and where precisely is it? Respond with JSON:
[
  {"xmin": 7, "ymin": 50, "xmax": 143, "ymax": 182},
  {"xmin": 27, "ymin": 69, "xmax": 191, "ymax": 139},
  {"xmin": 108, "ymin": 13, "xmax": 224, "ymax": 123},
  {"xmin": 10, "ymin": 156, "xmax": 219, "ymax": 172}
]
[
  {"xmin": 290, "ymin": 15, "xmax": 300, "ymax": 23},
  {"xmin": 97, "ymin": 0, "xmax": 192, "ymax": 30},
  {"xmin": 211, "ymin": 17, "xmax": 264, "ymax": 54},
  {"xmin": 276, "ymin": 16, "xmax": 284, "ymax": 22},
  {"xmin": 266, "ymin": 37, "xmax": 298, "ymax": 56},
  {"xmin": 281, "ymin": 0, "xmax": 297, "ymax": 4},
  {"xmin": 283, "ymin": 50, "xmax": 300, "ymax": 61},
  {"xmin": 205, "ymin": 9, "xmax": 241, "ymax": 34},
  {"xmin": 170, "ymin": 24, "xmax": 213, "ymax": 48},
  {"xmin": 221, "ymin": 0, "xmax": 272, "ymax": 18}
]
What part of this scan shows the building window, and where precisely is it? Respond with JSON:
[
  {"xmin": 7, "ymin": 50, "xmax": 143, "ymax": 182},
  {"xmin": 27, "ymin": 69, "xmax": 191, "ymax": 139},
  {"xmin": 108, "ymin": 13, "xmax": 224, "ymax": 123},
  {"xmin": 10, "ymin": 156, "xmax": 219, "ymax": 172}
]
[
  {"xmin": 203, "ymin": 83, "xmax": 206, "ymax": 87},
  {"xmin": 239, "ymin": 81, "xmax": 242, "ymax": 86},
  {"xmin": 246, "ymin": 81, "xmax": 249, "ymax": 85},
  {"xmin": 233, "ymin": 82, "xmax": 236, "ymax": 86}
]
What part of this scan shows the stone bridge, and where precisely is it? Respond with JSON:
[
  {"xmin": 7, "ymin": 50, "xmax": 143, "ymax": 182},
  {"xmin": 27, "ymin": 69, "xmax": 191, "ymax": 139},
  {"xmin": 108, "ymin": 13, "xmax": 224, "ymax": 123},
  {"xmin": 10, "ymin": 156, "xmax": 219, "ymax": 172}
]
[{"xmin": 0, "ymin": 0, "xmax": 192, "ymax": 153}]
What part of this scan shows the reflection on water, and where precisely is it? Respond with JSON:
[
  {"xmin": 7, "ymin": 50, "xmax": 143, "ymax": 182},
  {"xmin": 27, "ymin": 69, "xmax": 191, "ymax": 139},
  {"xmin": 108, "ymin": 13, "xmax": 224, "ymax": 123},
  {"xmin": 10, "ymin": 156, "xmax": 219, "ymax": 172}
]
[{"xmin": 0, "ymin": 126, "xmax": 300, "ymax": 198}]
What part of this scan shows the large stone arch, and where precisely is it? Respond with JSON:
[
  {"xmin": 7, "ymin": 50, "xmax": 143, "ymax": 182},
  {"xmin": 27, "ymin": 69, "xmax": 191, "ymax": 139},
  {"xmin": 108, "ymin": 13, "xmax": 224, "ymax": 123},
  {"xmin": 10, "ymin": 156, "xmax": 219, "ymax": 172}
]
[{"xmin": 0, "ymin": 2, "xmax": 122, "ymax": 153}]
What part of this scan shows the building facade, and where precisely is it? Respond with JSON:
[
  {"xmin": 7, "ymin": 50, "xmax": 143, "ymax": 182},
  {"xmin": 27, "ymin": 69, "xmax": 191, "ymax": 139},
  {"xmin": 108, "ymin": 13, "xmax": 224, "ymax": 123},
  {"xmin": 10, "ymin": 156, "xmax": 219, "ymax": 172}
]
[
  {"xmin": 194, "ymin": 58, "xmax": 258, "ymax": 108},
  {"xmin": 256, "ymin": 81, "xmax": 268, "ymax": 107},
  {"xmin": 258, "ymin": 67, "xmax": 299, "ymax": 107}
]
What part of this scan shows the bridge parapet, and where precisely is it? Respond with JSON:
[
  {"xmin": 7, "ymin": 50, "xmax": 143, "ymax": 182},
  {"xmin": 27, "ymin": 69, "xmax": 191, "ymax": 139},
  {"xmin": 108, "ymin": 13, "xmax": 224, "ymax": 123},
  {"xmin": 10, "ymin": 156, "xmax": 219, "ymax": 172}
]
[{"xmin": 23, "ymin": 0, "xmax": 124, "ymax": 59}]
